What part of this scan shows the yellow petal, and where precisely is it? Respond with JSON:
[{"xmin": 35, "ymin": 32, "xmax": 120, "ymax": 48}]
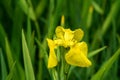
[
  {"xmin": 54, "ymin": 39, "xmax": 64, "ymax": 46},
  {"xmin": 55, "ymin": 26, "xmax": 64, "ymax": 39},
  {"xmin": 47, "ymin": 38, "xmax": 56, "ymax": 48},
  {"xmin": 76, "ymin": 42, "xmax": 88, "ymax": 56},
  {"xmin": 73, "ymin": 29, "xmax": 84, "ymax": 41},
  {"xmin": 61, "ymin": 15, "xmax": 65, "ymax": 26},
  {"xmin": 65, "ymin": 43, "xmax": 91, "ymax": 67},
  {"xmin": 48, "ymin": 49, "xmax": 58, "ymax": 68},
  {"xmin": 47, "ymin": 39, "xmax": 58, "ymax": 68},
  {"xmin": 64, "ymin": 29, "xmax": 74, "ymax": 41}
]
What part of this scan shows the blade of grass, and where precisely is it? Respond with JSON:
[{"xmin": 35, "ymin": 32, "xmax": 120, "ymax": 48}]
[
  {"xmin": 86, "ymin": 5, "xmax": 93, "ymax": 29},
  {"xmin": 1, "ymin": 0, "xmax": 13, "ymax": 19},
  {"xmin": 15, "ymin": 63, "xmax": 25, "ymax": 80},
  {"xmin": 35, "ymin": 38, "xmax": 48, "ymax": 80},
  {"xmin": 88, "ymin": 46, "xmax": 107, "ymax": 58},
  {"xmin": 11, "ymin": 6, "xmax": 23, "ymax": 61},
  {"xmin": 19, "ymin": 0, "xmax": 41, "ymax": 39},
  {"xmin": 35, "ymin": 0, "xmax": 47, "ymax": 17},
  {"xmin": 18, "ymin": 0, "xmax": 36, "ymax": 21},
  {"xmin": 101, "ymin": 1, "xmax": 120, "ymax": 35},
  {"xmin": 22, "ymin": 29, "xmax": 35, "ymax": 80},
  {"xmin": 91, "ymin": 0, "xmax": 103, "ymax": 14},
  {"xmin": 0, "ymin": 48, "xmax": 7, "ymax": 80},
  {"xmin": 91, "ymin": 48, "xmax": 120, "ymax": 80},
  {"xmin": 35, "ymin": 38, "xmax": 48, "ymax": 66},
  {"xmin": 6, "ymin": 62, "xmax": 16, "ymax": 80},
  {"xmin": 5, "ymin": 37, "xmax": 14, "ymax": 69},
  {"xmin": 26, "ymin": 17, "xmax": 36, "ymax": 64},
  {"xmin": 0, "ymin": 24, "xmax": 6, "ymax": 48}
]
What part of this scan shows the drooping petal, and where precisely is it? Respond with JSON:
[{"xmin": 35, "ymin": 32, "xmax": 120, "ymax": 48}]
[
  {"xmin": 47, "ymin": 39, "xmax": 58, "ymax": 68},
  {"xmin": 73, "ymin": 29, "xmax": 84, "ymax": 41},
  {"xmin": 48, "ymin": 49, "xmax": 58, "ymax": 68},
  {"xmin": 65, "ymin": 43, "xmax": 91, "ymax": 67},
  {"xmin": 76, "ymin": 42, "xmax": 88, "ymax": 56},
  {"xmin": 55, "ymin": 26, "xmax": 64, "ymax": 39}
]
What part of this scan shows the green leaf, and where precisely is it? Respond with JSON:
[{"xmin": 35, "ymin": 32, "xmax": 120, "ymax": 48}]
[
  {"xmin": 26, "ymin": 17, "xmax": 36, "ymax": 64},
  {"xmin": 0, "ymin": 24, "xmax": 6, "ymax": 48},
  {"xmin": 91, "ymin": 1, "xmax": 103, "ymax": 14},
  {"xmin": 6, "ymin": 62, "xmax": 16, "ymax": 80},
  {"xmin": 0, "ymin": 48, "xmax": 7, "ymax": 80},
  {"xmin": 91, "ymin": 48, "xmax": 120, "ymax": 80},
  {"xmin": 35, "ymin": 0, "xmax": 47, "ymax": 17},
  {"xmin": 101, "ymin": 1, "xmax": 120, "ymax": 35},
  {"xmin": 5, "ymin": 37, "xmax": 14, "ymax": 69},
  {"xmin": 19, "ymin": 0, "xmax": 36, "ymax": 21},
  {"xmin": 88, "ymin": 46, "xmax": 107, "ymax": 58},
  {"xmin": 22, "ymin": 29, "xmax": 35, "ymax": 80},
  {"xmin": 35, "ymin": 38, "xmax": 48, "ymax": 65}
]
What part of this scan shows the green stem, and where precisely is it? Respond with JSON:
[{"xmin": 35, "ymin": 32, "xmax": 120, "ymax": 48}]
[
  {"xmin": 60, "ymin": 47, "xmax": 70, "ymax": 80},
  {"xmin": 34, "ymin": 21, "xmax": 41, "ymax": 40}
]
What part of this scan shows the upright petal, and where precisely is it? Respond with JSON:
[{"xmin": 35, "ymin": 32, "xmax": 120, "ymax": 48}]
[
  {"xmin": 47, "ymin": 38, "xmax": 56, "ymax": 48},
  {"xmin": 55, "ymin": 26, "xmax": 64, "ymax": 39},
  {"xmin": 61, "ymin": 15, "xmax": 65, "ymax": 26},
  {"xmin": 64, "ymin": 29, "xmax": 74, "ymax": 41},
  {"xmin": 73, "ymin": 29, "xmax": 84, "ymax": 41},
  {"xmin": 65, "ymin": 43, "xmax": 91, "ymax": 67}
]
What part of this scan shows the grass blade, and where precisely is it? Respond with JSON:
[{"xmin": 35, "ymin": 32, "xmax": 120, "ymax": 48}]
[
  {"xmin": 5, "ymin": 37, "xmax": 14, "ymax": 69},
  {"xmin": 0, "ymin": 48, "xmax": 7, "ymax": 80},
  {"xmin": 22, "ymin": 29, "xmax": 35, "ymax": 80},
  {"xmin": 91, "ymin": 48, "xmax": 120, "ymax": 80},
  {"xmin": 101, "ymin": 1, "xmax": 120, "ymax": 35},
  {"xmin": 19, "ymin": 0, "xmax": 36, "ymax": 21},
  {"xmin": 91, "ymin": 0, "xmax": 103, "ymax": 14},
  {"xmin": 88, "ymin": 46, "xmax": 107, "ymax": 58},
  {"xmin": 6, "ymin": 62, "xmax": 16, "ymax": 80}
]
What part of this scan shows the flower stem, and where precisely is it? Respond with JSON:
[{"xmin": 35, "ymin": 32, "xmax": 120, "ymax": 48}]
[{"xmin": 60, "ymin": 47, "xmax": 70, "ymax": 80}]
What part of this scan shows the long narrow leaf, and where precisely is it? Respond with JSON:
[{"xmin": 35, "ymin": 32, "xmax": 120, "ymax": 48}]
[
  {"xmin": 19, "ymin": 0, "xmax": 36, "ymax": 21},
  {"xmin": 88, "ymin": 46, "xmax": 107, "ymax": 58},
  {"xmin": 6, "ymin": 62, "xmax": 16, "ymax": 80},
  {"xmin": 5, "ymin": 37, "xmax": 14, "ymax": 69},
  {"xmin": 101, "ymin": 1, "xmax": 120, "ymax": 35},
  {"xmin": 91, "ymin": 0, "xmax": 103, "ymax": 14},
  {"xmin": 91, "ymin": 48, "xmax": 120, "ymax": 80},
  {"xmin": 0, "ymin": 48, "xmax": 7, "ymax": 80},
  {"xmin": 22, "ymin": 30, "xmax": 35, "ymax": 80}
]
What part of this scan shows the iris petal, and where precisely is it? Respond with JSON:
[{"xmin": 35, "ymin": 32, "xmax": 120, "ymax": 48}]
[
  {"xmin": 76, "ymin": 42, "xmax": 88, "ymax": 56},
  {"xmin": 65, "ymin": 43, "xmax": 91, "ymax": 67},
  {"xmin": 48, "ymin": 49, "xmax": 58, "ymax": 68},
  {"xmin": 55, "ymin": 26, "xmax": 64, "ymax": 39},
  {"xmin": 47, "ymin": 39, "xmax": 58, "ymax": 68},
  {"xmin": 74, "ymin": 29, "xmax": 84, "ymax": 41},
  {"xmin": 64, "ymin": 29, "xmax": 74, "ymax": 41}
]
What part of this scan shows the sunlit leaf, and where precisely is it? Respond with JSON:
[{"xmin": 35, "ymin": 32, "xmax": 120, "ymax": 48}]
[
  {"xmin": 22, "ymin": 30, "xmax": 35, "ymax": 80},
  {"xmin": 6, "ymin": 62, "xmax": 16, "ymax": 80},
  {"xmin": 88, "ymin": 46, "xmax": 107, "ymax": 58},
  {"xmin": 91, "ymin": 48, "xmax": 120, "ymax": 80}
]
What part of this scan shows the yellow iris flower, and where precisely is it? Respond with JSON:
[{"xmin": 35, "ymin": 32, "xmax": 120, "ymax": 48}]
[{"xmin": 47, "ymin": 26, "xmax": 92, "ymax": 68}]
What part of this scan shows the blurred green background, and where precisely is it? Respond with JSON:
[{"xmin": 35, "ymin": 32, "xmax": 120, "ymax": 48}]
[{"xmin": 0, "ymin": 0, "xmax": 120, "ymax": 80}]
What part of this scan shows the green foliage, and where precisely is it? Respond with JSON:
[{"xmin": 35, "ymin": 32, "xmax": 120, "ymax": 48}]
[
  {"xmin": 0, "ymin": 49, "xmax": 7, "ymax": 80},
  {"xmin": 91, "ymin": 48, "xmax": 120, "ymax": 80},
  {"xmin": 0, "ymin": 0, "xmax": 120, "ymax": 80},
  {"xmin": 22, "ymin": 30, "xmax": 35, "ymax": 80}
]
